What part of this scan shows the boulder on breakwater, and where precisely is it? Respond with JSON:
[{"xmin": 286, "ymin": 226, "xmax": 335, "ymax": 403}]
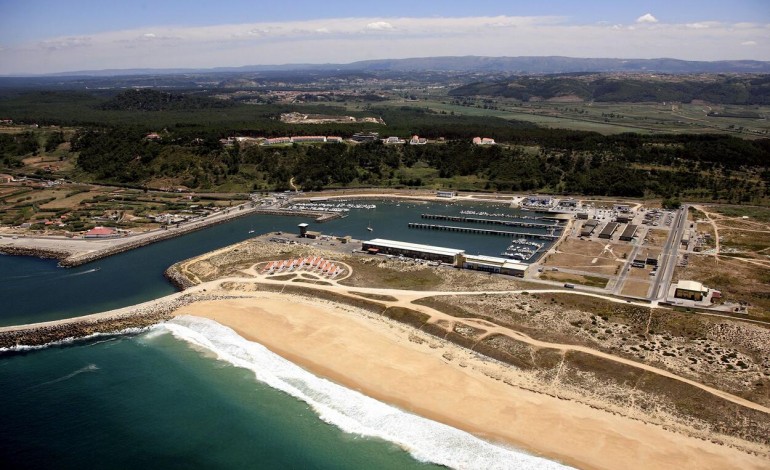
[{"xmin": 0, "ymin": 298, "xmax": 188, "ymax": 349}]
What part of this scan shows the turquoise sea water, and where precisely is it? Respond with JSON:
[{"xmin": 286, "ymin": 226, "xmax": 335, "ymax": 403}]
[
  {"xmin": 0, "ymin": 199, "xmax": 568, "ymax": 469},
  {"xmin": 0, "ymin": 330, "xmax": 441, "ymax": 469}
]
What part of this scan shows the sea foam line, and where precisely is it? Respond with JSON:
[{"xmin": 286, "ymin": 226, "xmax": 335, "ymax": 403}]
[
  {"xmin": 0, "ymin": 327, "xmax": 148, "ymax": 354},
  {"xmin": 28, "ymin": 363, "xmax": 100, "ymax": 389},
  {"xmin": 162, "ymin": 315, "xmax": 572, "ymax": 470}
]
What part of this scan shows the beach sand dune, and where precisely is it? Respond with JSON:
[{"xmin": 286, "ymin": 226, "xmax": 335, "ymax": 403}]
[{"xmin": 173, "ymin": 295, "xmax": 768, "ymax": 470}]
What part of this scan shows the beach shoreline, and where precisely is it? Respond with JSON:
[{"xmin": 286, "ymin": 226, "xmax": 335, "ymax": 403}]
[{"xmin": 171, "ymin": 294, "xmax": 770, "ymax": 470}]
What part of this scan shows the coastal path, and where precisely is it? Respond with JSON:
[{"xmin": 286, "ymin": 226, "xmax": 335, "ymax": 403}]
[{"xmin": 185, "ymin": 267, "xmax": 770, "ymax": 416}]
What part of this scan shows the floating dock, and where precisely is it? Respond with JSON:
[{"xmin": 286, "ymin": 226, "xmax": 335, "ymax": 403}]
[
  {"xmin": 408, "ymin": 223, "xmax": 560, "ymax": 240},
  {"xmin": 421, "ymin": 213, "xmax": 559, "ymax": 229}
]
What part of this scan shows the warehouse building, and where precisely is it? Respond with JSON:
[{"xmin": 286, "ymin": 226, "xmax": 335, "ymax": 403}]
[
  {"xmin": 580, "ymin": 219, "xmax": 600, "ymax": 237},
  {"xmin": 462, "ymin": 254, "xmax": 528, "ymax": 277},
  {"xmin": 362, "ymin": 238, "xmax": 464, "ymax": 265},
  {"xmin": 673, "ymin": 280, "xmax": 710, "ymax": 302},
  {"xmin": 619, "ymin": 224, "xmax": 638, "ymax": 241},
  {"xmin": 599, "ymin": 222, "xmax": 620, "ymax": 239}
]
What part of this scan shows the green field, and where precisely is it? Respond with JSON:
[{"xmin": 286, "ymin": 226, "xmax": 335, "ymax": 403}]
[{"xmin": 408, "ymin": 98, "xmax": 770, "ymax": 137}]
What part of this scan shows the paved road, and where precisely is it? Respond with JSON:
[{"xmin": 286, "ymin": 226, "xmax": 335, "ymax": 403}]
[
  {"xmin": 650, "ymin": 205, "xmax": 687, "ymax": 300},
  {"xmin": 611, "ymin": 237, "xmax": 643, "ymax": 295}
]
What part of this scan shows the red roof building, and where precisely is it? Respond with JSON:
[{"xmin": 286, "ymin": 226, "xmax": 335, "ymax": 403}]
[{"xmin": 84, "ymin": 226, "xmax": 118, "ymax": 238}]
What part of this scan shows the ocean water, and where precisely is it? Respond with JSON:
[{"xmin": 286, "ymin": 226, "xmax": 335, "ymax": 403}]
[
  {"xmin": 0, "ymin": 322, "xmax": 569, "ymax": 469},
  {"xmin": 0, "ymin": 330, "xmax": 438, "ymax": 469},
  {"xmin": 0, "ymin": 199, "xmax": 569, "ymax": 469}
]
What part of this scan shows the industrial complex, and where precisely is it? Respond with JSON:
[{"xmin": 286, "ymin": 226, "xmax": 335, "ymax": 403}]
[{"xmin": 361, "ymin": 238, "xmax": 529, "ymax": 276}]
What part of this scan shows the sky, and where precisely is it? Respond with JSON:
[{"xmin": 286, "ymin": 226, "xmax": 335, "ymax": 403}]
[{"xmin": 1, "ymin": 0, "xmax": 769, "ymax": 75}]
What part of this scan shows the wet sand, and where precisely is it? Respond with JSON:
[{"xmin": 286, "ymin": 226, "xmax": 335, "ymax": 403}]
[{"xmin": 172, "ymin": 294, "xmax": 769, "ymax": 470}]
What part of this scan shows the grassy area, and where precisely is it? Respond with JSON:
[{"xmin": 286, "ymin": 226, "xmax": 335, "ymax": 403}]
[
  {"xmin": 540, "ymin": 271, "xmax": 609, "ymax": 288},
  {"xmin": 0, "ymin": 182, "xmax": 246, "ymax": 233},
  {"xmin": 339, "ymin": 258, "xmax": 443, "ymax": 290},
  {"xmin": 410, "ymin": 97, "xmax": 770, "ymax": 138},
  {"xmin": 397, "ymin": 99, "xmax": 653, "ymax": 135},
  {"xmin": 712, "ymin": 205, "xmax": 770, "ymax": 223},
  {"xmin": 348, "ymin": 292, "xmax": 399, "ymax": 302},
  {"xmin": 675, "ymin": 255, "xmax": 770, "ymax": 319}
]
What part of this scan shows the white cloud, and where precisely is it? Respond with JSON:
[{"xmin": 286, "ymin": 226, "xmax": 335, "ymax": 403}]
[
  {"xmin": 2, "ymin": 15, "xmax": 769, "ymax": 74},
  {"xmin": 38, "ymin": 36, "xmax": 92, "ymax": 50},
  {"xmin": 686, "ymin": 22, "xmax": 718, "ymax": 29},
  {"xmin": 636, "ymin": 13, "xmax": 658, "ymax": 24},
  {"xmin": 248, "ymin": 28, "xmax": 270, "ymax": 36},
  {"xmin": 365, "ymin": 21, "xmax": 394, "ymax": 31}
]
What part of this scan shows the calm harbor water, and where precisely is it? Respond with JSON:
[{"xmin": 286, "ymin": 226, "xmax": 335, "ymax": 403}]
[
  {"xmin": 0, "ymin": 199, "xmax": 567, "ymax": 469},
  {"xmin": 0, "ymin": 199, "xmax": 556, "ymax": 327}
]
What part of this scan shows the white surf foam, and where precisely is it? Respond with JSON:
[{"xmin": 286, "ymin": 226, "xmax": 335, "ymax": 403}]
[
  {"xmin": 0, "ymin": 327, "xmax": 149, "ymax": 353},
  {"xmin": 162, "ymin": 316, "xmax": 572, "ymax": 470}
]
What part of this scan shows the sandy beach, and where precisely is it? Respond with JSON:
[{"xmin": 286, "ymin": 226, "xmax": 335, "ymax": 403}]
[{"xmin": 172, "ymin": 294, "xmax": 769, "ymax": 470}]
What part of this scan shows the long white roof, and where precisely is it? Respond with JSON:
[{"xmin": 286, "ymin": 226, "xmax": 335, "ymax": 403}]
[
  {"xmin": 676, "ymin": 280, "xmax": 706, "ymax": 292},
  {"xmin": 465, "ymin": 254, "xmax": 508, "ymax": 264},
  {"xmin": 365, "ymin": 238, "xmax": 464, "ymax": 256}
]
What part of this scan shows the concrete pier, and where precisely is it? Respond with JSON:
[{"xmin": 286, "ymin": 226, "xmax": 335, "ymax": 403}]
[
  {"xmin": 408, "ymin": 223, "xmax": 560, "ymax": 240},
  {"xmin": 421, "ymin": 213, "xmax": 560, "ymax": 229}
]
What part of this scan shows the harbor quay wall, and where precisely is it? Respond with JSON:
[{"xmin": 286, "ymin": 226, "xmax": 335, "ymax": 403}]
[
  {"xmin": 0, "ymin": 245, "xmax": 73, "ymax": 260},
  {"xmin": 0, "ymin": 206, "xmax": 340, "ymax": 268},
  {"xmin": 252, "ymin": 208, "xmax": 343, "ymax": 222},
  {"xmin": 60, "ymin": 206, "xmax": 263, "ymax": 267}
]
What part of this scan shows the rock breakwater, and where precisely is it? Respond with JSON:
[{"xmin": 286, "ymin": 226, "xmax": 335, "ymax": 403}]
[
  {"xmin": 0, "ymin": 246, "xmax": 72, "ymax": 261},
  {"xmin": 0, "ymin": 296, "xmax": 189, "ymax": 349}
]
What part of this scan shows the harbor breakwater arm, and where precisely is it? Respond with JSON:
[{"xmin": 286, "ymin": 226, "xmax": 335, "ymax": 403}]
[
  {"xmin": 0, "ymin": 294, "xmax": 188, "ymax": 349},
  {"xmin": 0, "ymin": 205, "xmax": 339, "ymax": 267},
  {"xmin": 0, "ymin": 290, "xmax": 252, "ymax": 349}
]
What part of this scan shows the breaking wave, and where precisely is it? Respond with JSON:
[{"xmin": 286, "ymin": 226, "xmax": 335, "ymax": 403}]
[
  {"xmin": 0, "ymin": 327, "xmax": 148, "ymax": 354},
  {"xmin": 162, "ymin": 316, "xmax": 571, "ymax": 470}
]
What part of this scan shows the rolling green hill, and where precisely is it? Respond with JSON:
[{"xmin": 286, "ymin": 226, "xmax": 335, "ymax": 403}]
[{"xmin": 450, "ymin": 75, "xmax": 770, "ymax": 105}]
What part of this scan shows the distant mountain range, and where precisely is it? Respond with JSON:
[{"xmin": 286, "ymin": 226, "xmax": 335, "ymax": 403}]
[{"xmin": 31, "ymin": 56, "xmax": 770, "ymax": 77}]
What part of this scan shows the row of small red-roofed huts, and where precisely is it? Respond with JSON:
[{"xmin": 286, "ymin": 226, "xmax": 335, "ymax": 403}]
[{"xmin": 261, "ymin": 257, "xmax": 342, "ymax": 277}]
